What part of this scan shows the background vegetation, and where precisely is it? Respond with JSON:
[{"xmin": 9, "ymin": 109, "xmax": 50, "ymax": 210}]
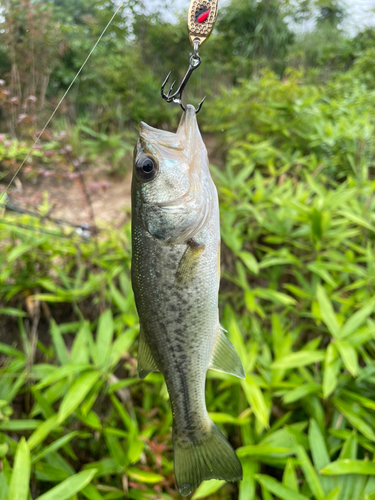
[{"xmin": 2, "ymin": 0, "xmax": 375, "ymax": 499}]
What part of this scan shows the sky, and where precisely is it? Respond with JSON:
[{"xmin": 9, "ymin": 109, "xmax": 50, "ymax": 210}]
[
  {"xmin": 147, "ymin": 0, "xmax": 375, "ymax": 33},
  {"xmin": 344, "ymin": 0, "xmax": 375, "ymax": 31}
]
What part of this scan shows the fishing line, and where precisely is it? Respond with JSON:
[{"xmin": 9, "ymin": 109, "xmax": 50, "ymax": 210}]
[{"xmin": 0, "ymin": 0, "xmax": 125, "ymax": 204}]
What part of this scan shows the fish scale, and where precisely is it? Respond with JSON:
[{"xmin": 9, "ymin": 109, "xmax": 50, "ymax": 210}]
[{"xmin": 131, "ymin": 105, "xmax": 245, "ymax": 496}]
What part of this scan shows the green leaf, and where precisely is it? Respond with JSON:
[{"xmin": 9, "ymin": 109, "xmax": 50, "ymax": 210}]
[
  {"xmin": 239, "ymin": 459, "xmax": 257, "ymax": 500},
  {"xmin": 254, "ymin": 288, "xmax": 296, "ymax": 306},
  {"xmin": 338, "ymin": 211, "xmax": 375, "ymax": 232},
  {"xmin": 27, "ymin": 414, "xmax": 59, "ymax": 450},
  {"xmin": 192, "ymin": 479, "xmax": 226, "ymax": 499},
  {"xmin": 340, "ymin": 431, "xmax": 357, "ymax": 459},
  {"xmin": 8, "ymin": 438, "xmax": 30, "ymax": 500},
  {"xmin": 272, "ymin": 351, "xmax": 325, "ymax": 369},
  {"xmin": 109, "ymin": 394, "xmax": 137, "ymax": 433},
  {"xmin": 309, "ymin": 419, "xmax": 335, "ymax": 494},
  {"xmin": 81, "ymin": 484, "xmax": 105, "ymax": 500},
  {"xmin": 32, "ymin": 432, "xmax": 80, "ymax": 463},
  {"xmin": 0, "ymin": 420, "xmax": 39, "ymax": 431},
  {"xmin": 335, "ymin": 339, "xmax": 358, "ymax": 376},
  {"xmin": 334, "ymin": 399, "xmax": 375, "ymax": 441},
  {"xmin": 96, "ymin": 310, "xmax": 114, "ymax": 369},
  {"xmin": 127, "ymin": 468, "xmax": 163, "ymax": 484},
  {"xmin": 283, "ymin": 459, "xmax": 298, "ymax": 492},
  {"xmin": 0, "ymin": 443, "xmax": 9, "ymax": 458},
  {"xmin": 0, "ymin": 342, "xmax": 24, "ymax": 359},
  {"xmin": 339, "ymin": 301, "xmax": 375, "ymax": 338},
  {"xmin": 241, "ymin": 375, "xmax": 269, "ymax": 428},
  {"xmin": 310, "ymin": 208, "xmax": 323, "ymax": 241},
  {"xmin": 84, "ymin": 458, "xmax": 118, "ymax": 478},
  {"xmin": 325, "ymin": 487, "xmax": 341, "ymax": 500},
  {"xmin": 321, "ymin": 460, "xmax": 375, "ymax": 476},
  {"xmin": 237, "ymin": 445, "xmax": 290, "ymax": 458},
  {"xmin": 236, "ymin": 444, "xmax": 292, "ymax": 458},
  {"xmin": 35, "ymin": 462, "xmax": 70, "ymax": 482},
  {"xmin": 283, "ymin": 383, "xmax": 320, "ymax": 404},
  {"xmin": 50, "ymin": 320, "xmax": 69, "ymax": 365},
  {"xmin": 58, "ymin": 371, "xmax": 101, "ymax": 423},
  {"xmin": 77, "ymin": 410, "xmax": 102, "ymax": 430},
  {"xmin": 255, "ymin": 474, "xmax": 310, "ymax": 500},
  {"xmin": 35, "ymin": 363, "xmax": 93, "ymax": 390},
  {"xmin": 323, "ymin": 343, "xmax": 340, "ymax": 398},
  {"xmin": 364, "ymin": 476, "xmax": 375, "ymax": 497},
  {"xmin": 341, "ymin": 390, "xmax": 375, "ymax": 411},
  {"xmin": 0, "ymin": 308, "xmax": 27, "ymax": 318},
  {"xmin": 34, "ymin": 469, "xmax": 97, "ymax": 500},
  {"xmin": 104, "ymin": 429, "xmax": 128, "ymax": 468},
  {"xmin": 0, "ymin": 472, "xmax": 9, "ymax": 500},
  {"xmin": 308, "ymin": 264, "xmax": 337, "ymax": 288},
  {"xmin": 109, "ymin": 329, "xmax": 138, "ymax": 367},
  {"xmin": 238, "ymin": 251, "xmax": 259, "ymax": 275},
  {"xmin": 209, "ymin": 412, "xmax": 250, "ymax": 426},
  {"xmin": 7, "ymin": 244, "xmax": 31, "ymax": 262},
  {"xmin": 316, "ymin": 285, "xmax": 340, "ymax": 337},
  {"xmin": 295, "ymin": 444, "xmax": 325, "ymax": 500},
  {"xmin": 109, "ymin": 284, "xmax": 128, "ymax": 313},
  {"xmin": 309, "ymin": 419, "xmax": 330, "ymax": 470},
  {"xmin": 70, "ymin": 322, "xmax": 90, "ymax": 364}
]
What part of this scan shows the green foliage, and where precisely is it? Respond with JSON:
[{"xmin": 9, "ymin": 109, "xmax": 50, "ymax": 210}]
[
  {"xmin": 0, "ymin": 215, "xmax": 177, "ymax": 498},
  {"xmin": 2, "ymin": 1, "xmax": 375, "ymax": 499},
  {"xmin": 216, "ymin": 0, "xmax": 294, "ymax": 76},
  {"xmin": 3, "ymin": 73, "xmax": 375, "ymax": 495},
  {"xmin": 207, "ymin": 68, "xmax": 375, "ymax": 181}
]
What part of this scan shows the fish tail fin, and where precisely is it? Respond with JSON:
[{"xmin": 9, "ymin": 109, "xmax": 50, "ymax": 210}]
[{"xmin": 173, "ymin": 422, "xmax": 242, "ymax": 497}]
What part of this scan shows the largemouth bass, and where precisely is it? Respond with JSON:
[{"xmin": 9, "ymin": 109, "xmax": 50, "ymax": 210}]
[{"xmin": 131, "ymin": 105, "xmax": 245, "ymax": 496}]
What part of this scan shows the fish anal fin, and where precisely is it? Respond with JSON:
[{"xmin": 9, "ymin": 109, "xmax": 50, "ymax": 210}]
[
  {"xmin": 209, "ymin": 326, "xmax": 245, "ymax": 379},
  {"xmin": 175, "ymin": 240, "xmax": 205, "ymax": 285},
  {"xmin": 138, "ymin": 328, "xmax": 159, "ymax": 379}
]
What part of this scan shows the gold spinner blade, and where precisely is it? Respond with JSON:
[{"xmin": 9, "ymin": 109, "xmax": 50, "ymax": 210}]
[{"xmin": 188, "ymin": 0, "xmax": 219, "ymax": 46}]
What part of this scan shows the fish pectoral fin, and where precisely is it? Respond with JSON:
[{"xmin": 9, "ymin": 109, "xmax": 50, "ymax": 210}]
[
  {"xmin": 138, "ymin": 329, "xmax": 159, "ymax": 379},
  {"xmin": 175, "ymin": 240, "xmax": 205, "ymax": 285},
  {"xmin": 209, "ymin": 326, "xmax": 245, "ymax": 379}
]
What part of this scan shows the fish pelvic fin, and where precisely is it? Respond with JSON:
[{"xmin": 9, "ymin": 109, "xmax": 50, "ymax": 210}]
[
  {"xmin": 174, "ymin": 423, "xmax": 243, "ymax": 496},
  {"xmin": 209, "ymin": 326, "xmax": 245, "ymax": 380},
  {"xmin": 137, "ymin": 327, "xmax": 159, "ymax": 379}
]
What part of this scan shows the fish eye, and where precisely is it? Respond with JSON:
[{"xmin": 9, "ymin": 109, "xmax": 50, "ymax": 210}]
[{"xmin": 135, "ymin": 155, "xmax": 158, "ymax": 182}]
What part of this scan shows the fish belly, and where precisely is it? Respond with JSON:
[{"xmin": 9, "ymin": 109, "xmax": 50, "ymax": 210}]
[{"xmin": 132, "ymin": 214, "xmax": 218, "ymax": 429}]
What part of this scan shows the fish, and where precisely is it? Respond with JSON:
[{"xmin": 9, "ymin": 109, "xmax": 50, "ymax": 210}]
[{"xmin": 131, "ymin": 104, "xmax": 245, "ymax": 496}]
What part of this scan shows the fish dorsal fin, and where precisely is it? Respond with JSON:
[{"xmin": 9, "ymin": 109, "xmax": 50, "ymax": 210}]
[
  {"xmin": 138, "ymin": 328, "xmax": 159, "ymax": 379},
  {"xmin": 209, "ymin": 326, "xmax": 245, "ymax": 379}
]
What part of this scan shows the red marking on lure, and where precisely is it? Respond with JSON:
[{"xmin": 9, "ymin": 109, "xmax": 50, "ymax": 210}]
[{"xmin": 197, "ymin": 9, "xmax": 210, "ymax": 23}]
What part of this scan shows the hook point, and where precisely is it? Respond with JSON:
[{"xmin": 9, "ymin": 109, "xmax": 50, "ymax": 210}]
[{"xmin": 195, "ymin": 96, "xmax": 206, "ymax": 114}]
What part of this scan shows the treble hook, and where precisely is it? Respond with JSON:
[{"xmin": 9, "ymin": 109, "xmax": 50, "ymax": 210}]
[{"xmin": 161, "ymin": 40, "xmax": 206, "ymax": 113}]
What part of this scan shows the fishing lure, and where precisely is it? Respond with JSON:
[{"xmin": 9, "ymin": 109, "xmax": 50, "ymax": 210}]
[{"xmin": 161, "ymin": 0, "xmax": 219, "ymax": 113}]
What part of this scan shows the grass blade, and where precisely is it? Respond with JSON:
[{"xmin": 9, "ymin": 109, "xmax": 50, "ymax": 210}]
[
  {"xmin": 8, "ymin": 438, "xmax": 30, "ymax": 500},
  {"xmin": 34, "ymin": 469, "xmax": 97, "ymax": 500},
  {"xmin": 58, "ymin": 371, "xmax": 101, "ymax": 423},
  {"xmin": 255, "ymin": 474, "xmax": 310, "ymax": 500}
]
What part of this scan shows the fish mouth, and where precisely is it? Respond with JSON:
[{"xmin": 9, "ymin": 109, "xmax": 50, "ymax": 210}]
[
  {"xmin": 139, "ymin": 105, "xmax": 204, "ymax": 157},
  {"xmin": 138, "ymin": 106, "xmax": 214, "ymax": 244}
]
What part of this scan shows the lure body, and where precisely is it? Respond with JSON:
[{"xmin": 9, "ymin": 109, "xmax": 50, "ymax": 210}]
[{"xmin": 131, "ymin": 105, "xmax": 244, "ymax": 496}]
